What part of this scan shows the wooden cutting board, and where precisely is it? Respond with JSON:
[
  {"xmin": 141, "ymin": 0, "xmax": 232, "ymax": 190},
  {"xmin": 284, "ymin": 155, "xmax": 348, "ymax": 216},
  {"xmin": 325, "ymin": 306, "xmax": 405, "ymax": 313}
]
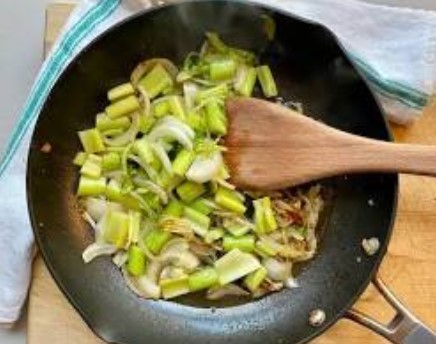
[{"xmin": 27, "ymin": 3, "xmax": 436, "ymax": 343}]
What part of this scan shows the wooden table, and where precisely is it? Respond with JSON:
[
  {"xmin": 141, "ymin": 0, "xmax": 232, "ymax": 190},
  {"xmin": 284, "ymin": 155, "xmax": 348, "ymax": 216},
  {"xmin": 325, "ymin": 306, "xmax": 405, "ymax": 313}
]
[{"xmin": 27, "ymin": 3, "xmax": 436, "ymax": 343}]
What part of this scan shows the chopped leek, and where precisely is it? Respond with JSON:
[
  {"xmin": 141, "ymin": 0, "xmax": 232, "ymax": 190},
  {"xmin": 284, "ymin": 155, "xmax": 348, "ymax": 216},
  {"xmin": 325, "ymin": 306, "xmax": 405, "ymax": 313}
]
[
  {"xmin": 143, "ymin": 228, "xmax": 172, "ymax": 255},
  {"xmin": 107, "ymin": 83, "xmax": 135, "ymax": 102},
  {"xmin": 189, "ymin": 198, "xmax": 214, "ymax": 215},
  {"xmin": 183, "ymin": 206, "xmax": 210, "ymax": 229},
  {"xmin": 244, "ymin": 266, "xmax": 267, "ymax": 292},
  {"xmin": 77, "ymin": 176, "xmax": 106, "ymax": 196},
  {"xmin": 209, "ymin": 58, "xmax": 236, "ymax": 81},
  {"xmin": 215, "ymin": 187, "xmax": 246, "ymax": 215},
  {"xmin": 172, "ymin": 149, "xmax": 195, "ymax": 177},
  {"xmin": 223, "ymin": 235, "xmax": 255, "ymax": 253},
  {"xmin": 127, "ymin": 245, "xmax": 146, "ymax": 276},
  {"xmin": 138, "ymin": 64, "xmax": 174, "ymax": 99},
  {"xmin": 80, "ymin": 154, "xmax": 102, "ymax": 179},
  {"xmin": 163, "ymin": 199, "xmax": 184, "ymax": 217},
  {"xmin": 78, "ymin": 128, "xmax": 105, "ymax": 154},
  {"xmin": 176, "ymin": 181, "xmax": 206, "ymax": 203},
  {"xmin": 160, "ymin": 276, "xmax": 190, "ymax": 299},
  {"xmin": 102, "ymin": 152, "xmax": 121, "ymax": 172},
  {"xmin": 96, "ymin": 114, "xmax": 131, "ymax": 132},
  {"xmin": 234, "ymin": 66, "xmax": 257, "ymax": 97},
  {"xmin": 205, "ymin": 100, "xmax": 227, "ymax": 136},
  {"xmin": 104, "ymin": 210, "xmax": 130, "ymax": 248},
  {"xmin": 256, "ymin": 65, "xmax": 278, "ymax": 98},
  {"xmin": 215, "ymin": 249, "xmax": 261, "ymax": 285},
  {"xmin": 188, "ymin": 267, "xmax": 218, "ymax": 292},
  {"xmin": 105, "ymin": 95, "xmax": 140, "ymax": 119},
  {"xmin": 73, "ymin": 152, "xmax": 88, "ymax": 166}
]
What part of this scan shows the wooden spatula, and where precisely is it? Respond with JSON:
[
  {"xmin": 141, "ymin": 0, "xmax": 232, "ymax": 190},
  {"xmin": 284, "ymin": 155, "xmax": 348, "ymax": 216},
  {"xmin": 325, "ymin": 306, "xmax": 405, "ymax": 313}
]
[{"xmin": 224, "ymin": 97, "xmax": 436, "ymax": 191}]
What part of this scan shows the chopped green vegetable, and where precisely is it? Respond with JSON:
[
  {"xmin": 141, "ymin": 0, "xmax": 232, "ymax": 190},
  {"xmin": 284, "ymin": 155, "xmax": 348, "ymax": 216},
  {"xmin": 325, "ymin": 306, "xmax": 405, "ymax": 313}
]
[
  {"xmin": 255, "ymin": 239, "xmax": 278, "ymax": 257},
  {"xmin": 73, "ymin": 152, "xmax": 88, "ymax": 166},
  {"xmin": 223, "ymin": 235, "xmax": 255, "ymax": 253},
  {"xmin": 253, "ymin": 197, "xmax": 277, "ymax": 233},
  {"xmin": 102, "ymin": 152, "xmax": 121, "ymax": 171},
  {"xmin": 189, "ymin": 198, "xmax": 214, "ymax": 215},
  {"xmin": 205, "ymin": 228, "xmax": 225, "ymax": 244},
  {"xmin": 188, "ymin": 267, "xmax": 218, "ymax": 292},
  {"xmin": 209, "ymin": 58, "xmax": 236, "ymax": 81},
  {"xmin": 168, "ymin": 96, "xmax": 187, "ymax": 121},
  {"xmin": 205, "ymin": 100, "xmax": 227, "ymax": 136},
  {"xmin": 104, "ymin": 210, "xmax": 130, "ymax": 248},
  {"xmin": 234, "ymin": 66, "xmax": 257, "ymax": 97},
  {"xmin": 107, "ymin": 83, "xmax": 135, "ymax": 102},
  {"xmin": 127, "ymin": 245, "xmax": 146, "ymax": 276},
  {"xmin": 80, "ymin": 154, "xmax": 102, "ymax": 179},
  {"xmin": 78, "ymin": 128, "xmax": 105, "ymax": 153},
  {"xmin": 172, "ymin": 149, "xmax": 195, "ymax": 177},
  {"xmin": 215, "ymin": 187, "xmax": 246, "ymax": 215},
  {"xmin": 176, "ymin": 181, "xmax": 206, "ymax": 203},
  {"xmin": 105, "ymin": 95, "xmax": 140, "ymax": 119},
  {"xmin": 244, "ymin": 266, "xmax": 267, "ymax": 292},
  {"xmin": 160, "ymin": 276, "xmax": 190, "ymax": 299},
  {"xmin": 77, "ymin": 176, "xmax": 106, "ymax": 196},
  {"xmin": 138, "ymin": 64, "xmax": 174, "ymax": 99},
  {"xmin": 195, "ymin": 84, "xmax": 229, "ymax": 103},
  {"xmin": 163, "ymin": 199, "xmax": 184, "ymax": 217},
  {"xmin": 152, "ymin": 99, "xmax": 170, "ymax": 117},
  {"xmin": 215, "ymin": 249, "xmax": 261, "ymax": 285},
  {"xmin": 256, "ymin": 65, "xmax": 278, "ymax": 98},
  {"xmin": 183, "ymin": 206, "xmax": 210, "ymax": 229},
  {"xmin": 96, "ymin": 113, "xmax": 131, "ymax": 132},
  {"xmin": 143, "ymin": 228, "xmax": 172, "ymax": 255}
]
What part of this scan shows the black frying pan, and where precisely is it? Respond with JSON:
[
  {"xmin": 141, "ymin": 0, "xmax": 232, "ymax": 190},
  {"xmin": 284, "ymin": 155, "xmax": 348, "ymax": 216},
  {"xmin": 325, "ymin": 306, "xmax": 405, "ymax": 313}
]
[{"xmin": 26, "ymin": 1, "xmax": 436, "ymax": 343}]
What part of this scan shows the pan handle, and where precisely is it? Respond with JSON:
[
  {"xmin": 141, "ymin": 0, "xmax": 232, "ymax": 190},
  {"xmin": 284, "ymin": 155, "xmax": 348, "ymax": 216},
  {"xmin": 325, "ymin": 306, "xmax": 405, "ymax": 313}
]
[{"xmin": 345, "ymin": 276, "xmax": 436, "ymax": 344}]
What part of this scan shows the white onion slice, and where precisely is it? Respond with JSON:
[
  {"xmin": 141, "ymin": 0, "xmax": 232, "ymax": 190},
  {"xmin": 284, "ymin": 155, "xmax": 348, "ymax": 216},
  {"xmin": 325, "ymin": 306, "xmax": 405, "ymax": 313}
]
[
  {"xmin": 85, "ymin": 198, "xmax": 107, "ymax": 222},
  {"xmin": 186, "ymin": 151, "xmax": 223, "ymax": 183},
  {"xmin": 263, "ymin": 257, "xmax": 293, "ymax": 282},
  {"xmin": 82, "ymin": 243, "xmax": 117, "ymax": 263},
  {"xmin": 151, "ymin": 142, "xmax": 173, "ymax": 173}
]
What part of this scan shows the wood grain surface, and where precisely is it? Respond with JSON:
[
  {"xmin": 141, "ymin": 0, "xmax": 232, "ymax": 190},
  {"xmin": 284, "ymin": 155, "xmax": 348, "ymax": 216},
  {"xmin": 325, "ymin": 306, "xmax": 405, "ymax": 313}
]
[{"xmin": 27, "ymin": 3, "xmax": 436, "ymax": 343}]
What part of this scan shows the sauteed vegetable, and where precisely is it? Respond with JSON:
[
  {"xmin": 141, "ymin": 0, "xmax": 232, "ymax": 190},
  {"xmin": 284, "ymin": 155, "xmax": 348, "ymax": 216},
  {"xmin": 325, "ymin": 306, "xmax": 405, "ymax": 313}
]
[{"xmin": 74, "ymin": 32, "xmax": 323, "ymax": 300}]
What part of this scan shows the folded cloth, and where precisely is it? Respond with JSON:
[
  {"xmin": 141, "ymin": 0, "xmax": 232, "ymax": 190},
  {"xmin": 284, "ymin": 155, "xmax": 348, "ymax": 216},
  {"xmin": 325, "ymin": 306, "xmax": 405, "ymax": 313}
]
[{"xmin": 1, "ymin": 0, "xmax": 436, "ymax": 324}]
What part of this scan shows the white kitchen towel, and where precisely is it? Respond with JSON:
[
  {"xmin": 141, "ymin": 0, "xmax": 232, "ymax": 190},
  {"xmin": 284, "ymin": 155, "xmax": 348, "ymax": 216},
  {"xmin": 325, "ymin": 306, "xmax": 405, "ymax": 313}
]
[{"xmin": 1, "ymin": 0, "xmax": 436, "ymax": 324}]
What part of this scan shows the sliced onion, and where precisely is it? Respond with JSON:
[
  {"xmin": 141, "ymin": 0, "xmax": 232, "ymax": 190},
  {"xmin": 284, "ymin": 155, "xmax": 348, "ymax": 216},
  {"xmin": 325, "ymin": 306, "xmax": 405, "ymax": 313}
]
[
  {"xmin": 158, "ymin": 116, "xmax": 195, "ymax": 139},
  {"xmin": 263, "ymin": 258, "xmax": 293, "ymax": 282},
  {"xmin": 133, "ymin": 176, "xmax": 168, "ymax": 204},
  {"xmin": 151, "ymin": 142, "xmax": 173, "ymax": 173},
  {"xmin": 186, "ymin": 151, "xmax": 223, "ymax": 183},
  {"xmin": 206, "ymin": 284, "xmax": 250, "ymax": 300},
  {"xmin": 104, "ymin": 112, "xmax": 140, "ymax": 147},
  {"xmin": 160, "ymin": 266, "xmax": 186, "ymax": 280},
  {"xmin": 85, "ymin": 198, "xmax": 107, "ymax": 222},
  {"xmin": 82, "ymin": 243, "xmax": 117, "ymax": 263},
  {"xmin": 149, "ymin": 124, "xmax": 193, "ymax": 150},
  {"xmin": 160, "ymin": 249, "xmax": 200, "ymax": 272},
  {"xmin": 123, "ymin": 269, "xmax": 161, "ymax": 299},
  {"xmin": 113, "ymin": 251, "xmax": 128, "ymax": 267},
  {"xmin": 127, "ymin": 154, "xmax": 159, "ymax": 182},
  {"xmin": 161, "ymin": 238, "xmax": 190, "ymax": 253},
  {"xmin": 285, "ymin": 277, "xmax": 299, "ymax": 289},
  {"xmin": 130, "ymin": 58, "xmax": 178, "ymax": 86},
  {"xmin": 82, "ymin": 211, "xmax": 96, "ymax": 230}
]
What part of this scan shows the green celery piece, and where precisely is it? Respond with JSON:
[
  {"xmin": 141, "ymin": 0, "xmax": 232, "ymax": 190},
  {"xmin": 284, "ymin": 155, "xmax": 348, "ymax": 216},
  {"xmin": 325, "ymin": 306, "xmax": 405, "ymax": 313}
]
[
  {"xmin": 163, "ymin": 199, "xmax": 185, "ymax": 217},
  {"xmin": 262, "ymin": 197, "xmax": 278, "ymax": 232},
  {"xmin": 152, "ymin": 100, "xmax": 170, "ymax": 118},
  {"xmin": 172, "ymin": 149, "xmax": 195, "ymax": 177},
  {"xmin": 132, "ymin": 139, "xmax": 155, "ymax": 165},
  {"xmin": 256, "ymin": 65, "xmax": 278, "ymax": 98},
  {"xmin": 188, "ymin": 267, "xmax": 218, "ymax": 292},
  {"xmin": 78, "ymin": 128, "xmax": 105, "ymax": 154},
  {"xmin": 205, "ymin": 32, "xmax": 228, "ymax": 53},
  {"xmin": 205, "ymin": 100, "xmax": 227, "ymax": 136},
  {"xmin": 77, "ymin": 176, "xmax": 106, "ymax": 196},
  {"xmin": 96, "ymin": 113, "xmax": 130, "ymax": 132},
  {"xmin": 244, "ymin": 266, "xmax": 267, "ymax": 292},
  {"xmin": 189, "ymin": 198, "xmax": 214, "ymax": 215},
  {"xmin": 222, "ymin": 235, "xmax": 255, "ymax": 253},
  {"xmin": 234, "ymin": 66, "xmax": 257, "ymax": 97},
  {"xmin": 205, "ymin": 228, "xmax": 225, "ymax": 244},
  {"xmin": 214, "ymin": 187, "xmax": 246, "ymax": 215},
  {"xmin": 253, "ymin": 199, "xmax": 266, "ymax": 234},
  {"xmin": 214, "ymin": 249, "xmax": 261, "ymax": 285},
  {"xmin": 160, "ymin": 276, "xmax": 190, "ymax": 299},
  {"xmin": 107, "ymin": 82, "xmax": 135, "ymax": 102},
  {"xmin": 127, "ymin": 245, "xmax": 146, "ymax": 276},
  {"xmin": 129, "ymin": 210, "xmax": 141, "ymax": 244},
  {"xmin": 105, "ymin": 95, "xmax": 140, "ymax": 119},
  {"xmin": 139, "ymin": 115, "xmax": 156, "ymax": 134},
  {"xmin": 105, "ymin": 180, "xmax": 141, "ymax": 210},
  {"xmin": 143, "ymin": 228, "xmax": 172, "ymax": 255},
  {"xmin": 104, "ymin": 210, "xmax": 130, "ymax": 248},
  {"xmin": 138, "ymin": 64, "xmax": 174, "ymax": 99},
  {"xmin": 80, "ymin": 154, "xmax": 102, "ymax": 179},
  {"xmin": 176, "ymin": 181, "xmax": 206, "ymax": 203},
  {"xmin": 186, "ymin": 110, "xmax": 207, "ymax": 134},
  {"xmin": 183, "ymin": 206, "xmax": 210, "ymax": 229},
  {"xmin": 195, "ymin": 84, "xmax": 228, "ymax": 104},
  {"xmin": 255, "ymin": 239, "xmax": 278, "ymax": 257},
  {"xmin": 209, "ymin": 58, "xmax": 236, "ymax": 81},
  {"xmin": 168, "ymin": 96, "xmax": 187, "ymax": 121},
  {"xmin": 102, "ymin": 152, "xmax": 121, "ymax": 172},
  {"xmin": 73, "ymin": 152, "xmax": 88, "ymax": 166}
]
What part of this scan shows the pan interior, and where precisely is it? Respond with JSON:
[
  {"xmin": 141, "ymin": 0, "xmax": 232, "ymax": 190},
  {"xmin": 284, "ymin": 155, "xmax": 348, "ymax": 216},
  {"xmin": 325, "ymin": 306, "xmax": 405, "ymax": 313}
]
[{"xmin": 27, "ymin": 1, "xmax": 397, "ymax": 343}]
